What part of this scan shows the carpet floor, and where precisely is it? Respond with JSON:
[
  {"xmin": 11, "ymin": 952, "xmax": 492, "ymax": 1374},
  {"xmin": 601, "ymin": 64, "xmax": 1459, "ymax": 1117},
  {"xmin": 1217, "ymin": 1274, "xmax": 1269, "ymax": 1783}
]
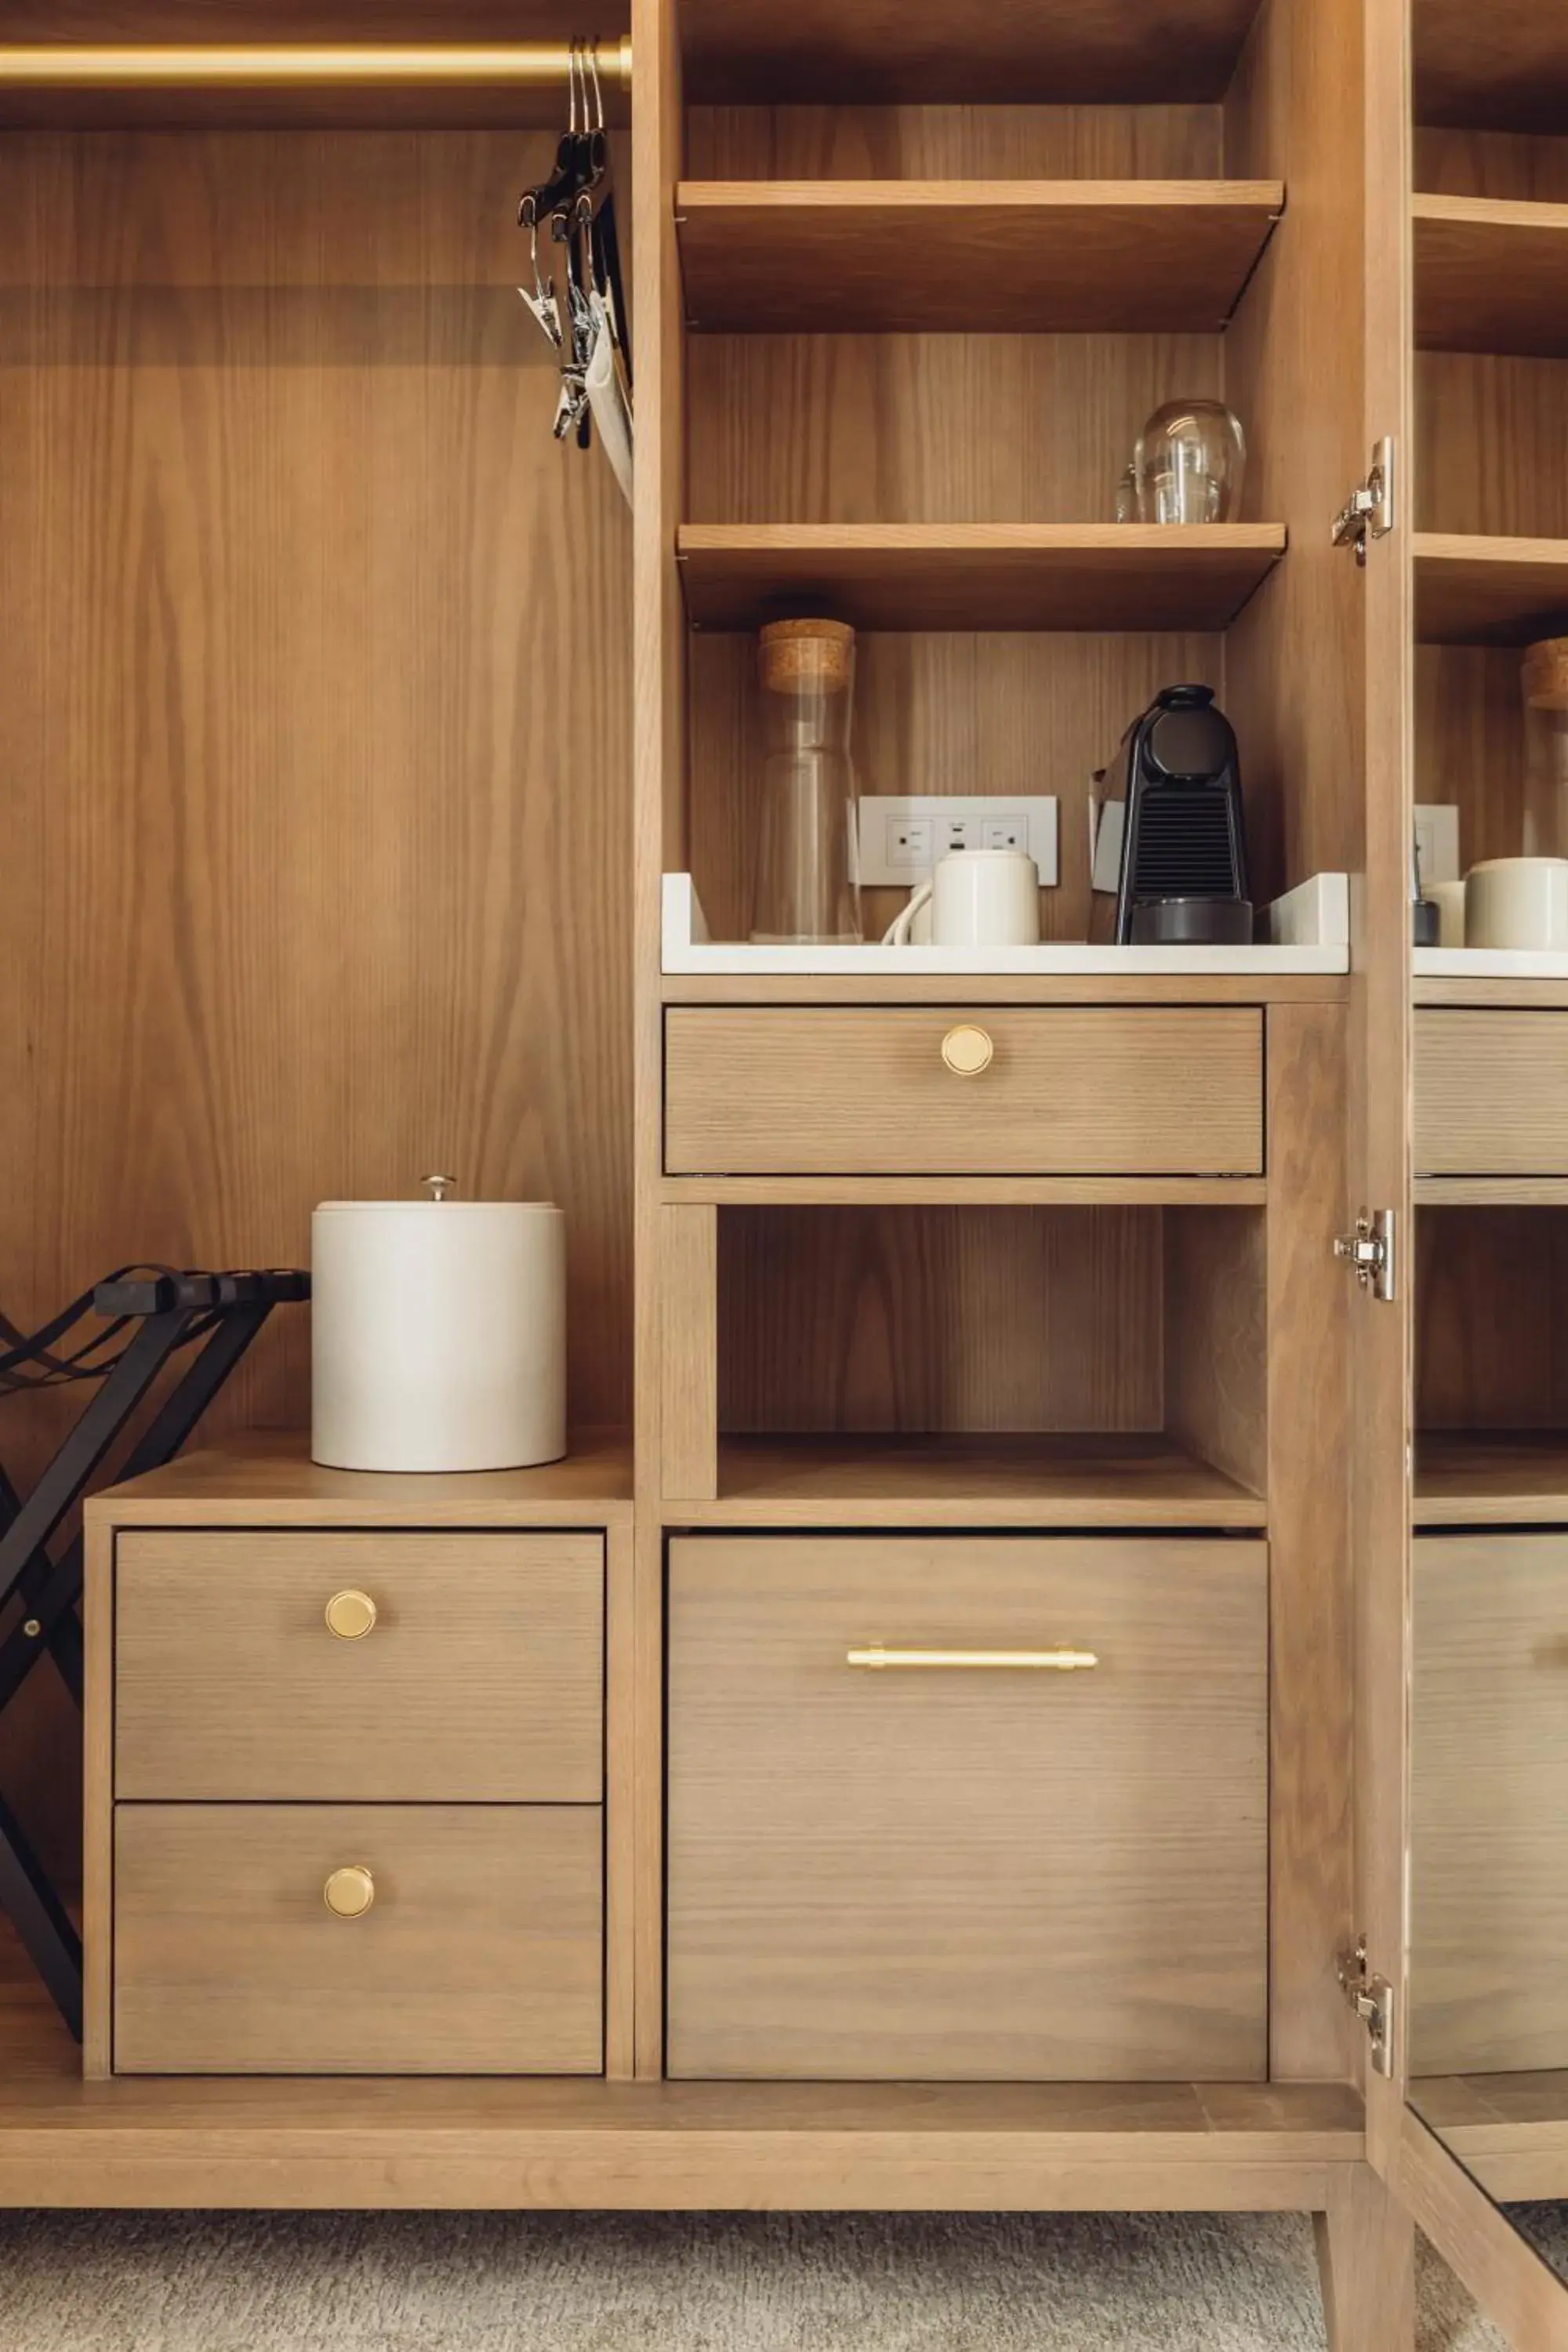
[{"xmin": 0, "ymin": 2211, "xmax": 1511, "ymax": 2350}]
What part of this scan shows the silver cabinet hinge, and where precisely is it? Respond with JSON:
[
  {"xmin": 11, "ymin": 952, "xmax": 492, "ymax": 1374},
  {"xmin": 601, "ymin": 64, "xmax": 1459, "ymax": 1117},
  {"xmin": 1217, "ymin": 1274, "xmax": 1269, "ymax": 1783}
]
[
  {"xmin": 1334, "ymin": 1207, "xmax": 1397, "ymax": 1301},
  {"xmin": 1338, "ymin": 1938, "xmax": 1396, "ymax": 2077},
  {"xmin": 1332, "ymin": 435, "xmax": 1396, "ymax": 564}
]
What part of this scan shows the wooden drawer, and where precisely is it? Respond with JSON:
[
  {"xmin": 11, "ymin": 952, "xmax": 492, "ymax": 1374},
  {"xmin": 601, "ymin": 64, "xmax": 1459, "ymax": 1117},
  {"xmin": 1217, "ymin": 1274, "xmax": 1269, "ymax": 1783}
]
[
  {"xmin": 113, "ymin": 1802, "xmax": 603, "ymax": 2074},
  {"xmin": 1411, "ymin": 1534, "xmax": 1568, "ymax": 2076},
  {"xmin": 1416, "ymin": 1010, "xmax": 1568, "ymax": 1175},
  {"xmin": 664, "ymin": 1007, "xmax": 1263, "ymax": 1176},
  {"xmin": 115, "ymin": 1531, "xmax": 602, "ymax": 1802},
  {"xmin": 666, "ymin": 1534, "xmax": 1268, "ymax": 2081}
]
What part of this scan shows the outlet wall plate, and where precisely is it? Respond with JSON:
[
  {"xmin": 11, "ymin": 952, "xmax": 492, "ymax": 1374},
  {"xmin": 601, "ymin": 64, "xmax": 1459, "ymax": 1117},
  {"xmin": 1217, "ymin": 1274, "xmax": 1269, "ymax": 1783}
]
[
  {"xmin": 1414, "ymin": 803, "xmax": 1460, "ymax": 887},
  {"xmin": 858, "ymin": 794, "xmax": 1059, "ymax": 887}
]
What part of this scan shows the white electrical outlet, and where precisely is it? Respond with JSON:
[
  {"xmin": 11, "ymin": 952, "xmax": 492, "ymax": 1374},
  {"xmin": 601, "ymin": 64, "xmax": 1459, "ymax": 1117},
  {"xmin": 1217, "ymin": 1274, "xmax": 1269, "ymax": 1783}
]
[
  {"xmin": 1414, "ymin": 804, "xmax": 1461, "ymax": 887},
  {"xmin": 858, "ymin": 795, "xmax": 1058, "ymax": 886}
]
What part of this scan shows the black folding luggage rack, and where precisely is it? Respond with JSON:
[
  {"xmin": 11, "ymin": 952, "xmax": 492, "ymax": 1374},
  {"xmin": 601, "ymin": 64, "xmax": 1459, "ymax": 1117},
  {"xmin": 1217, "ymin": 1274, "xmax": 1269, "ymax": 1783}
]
[{"xmin": 0, "ymin": 1266, "xmax": 309, "ymax": 2038}]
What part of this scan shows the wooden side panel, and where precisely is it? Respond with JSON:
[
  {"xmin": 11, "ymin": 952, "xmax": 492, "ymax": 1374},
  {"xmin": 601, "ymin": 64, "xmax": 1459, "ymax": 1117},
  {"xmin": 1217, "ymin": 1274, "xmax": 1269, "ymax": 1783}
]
[
  {"xmin": 718, "ymin": 1205, "xmax": 1165, "ymax": 1437},
  {"xmin": 666, "ymin": 1534, "xmax": 1269, "ymax": 2082},
  {"xmin": 1263, "ymin": 1000, "xmax": 1356, "ymax": 2080},
  {"xmin": 630, "ymin": 0, "xmax": 686, "ymax": 2081},
  {"xmin": 114, "ymin": 1803, "xmax": 604, "ymax": 2075},
  {"xmin": 1163, "ymin": 1207, "xmax": 1268, "ymax": 1496},
  {"xmin": 660, "ymin": 1204, "xmax": 717, "ymax": 1497},
  {"xmin": 1349, "ymin": 0, "xmax": 1416, "ymax": 2194}
]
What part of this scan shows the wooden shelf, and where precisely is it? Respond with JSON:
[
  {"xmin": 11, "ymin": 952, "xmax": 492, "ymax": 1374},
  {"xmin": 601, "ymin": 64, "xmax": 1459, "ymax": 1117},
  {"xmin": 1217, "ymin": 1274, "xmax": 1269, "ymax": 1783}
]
[
  {"xmin": 663, "ymin": 972, "xmax": 1346, "ymax": 1009},
  {"xmin": 667, "ymin": 1434, "xmax": 1266, "ymax": 1528},
  {"xmin": 93, "ymin": 1430, "xmax": 633, "ymax": 1527},
  {"xmin": 680, "ymin": 0, "xmax": 1266, "ymax": 106},
  {"xmin": 677, "ymin": 524, "xmax": 1287, "ymax": 634},
  {"xmin": 1415, "ymin": 1431, "xmax": 1568, "ymax": 1526},
  {"xmin": 1415, "ymin": 2, "xmax": 1568, "ymax": 134},
  {"xmin": 677, "ymin": 181, "xmax": 1283, "ymax": 335},
  {"xmin": 1410, "ymin": 2074, "xmax": 1568, "ymax": 2204},
  {"xmin": 1414, "ymin": 194, "xmax": 1568, "ymax": 357},
  {"xmin": 1414, "ymin": 533, "xmax": 1568, "ymax": 647},
  {"xmin": 0, "ymin": 1922, "xmax": 1359, "ymax": 2207}
]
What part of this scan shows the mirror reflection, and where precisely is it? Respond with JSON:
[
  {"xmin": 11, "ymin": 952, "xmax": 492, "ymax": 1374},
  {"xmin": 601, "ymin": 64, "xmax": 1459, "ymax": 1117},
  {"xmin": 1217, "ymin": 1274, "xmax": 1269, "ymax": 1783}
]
[{"xmin": 1410, "ymin": 1220, "xmax": 1568, "ymax": 2286}]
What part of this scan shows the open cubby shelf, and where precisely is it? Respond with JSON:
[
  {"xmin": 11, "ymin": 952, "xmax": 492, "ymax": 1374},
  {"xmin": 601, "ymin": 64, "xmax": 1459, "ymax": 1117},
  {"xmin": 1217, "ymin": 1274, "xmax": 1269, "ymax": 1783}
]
[
  {"xmin": 674, "ymin": 1432, "xmax": 1266, "ymax": 1526},
  {"xmin": 679, "ymin": 0, "xmax": 1267, "ymax": 105},
  {"xmin": 1414, "ymin": 533, "xmax": 1568, "ymax": 646},
  {"xmin": 677, "ymin": 524, "xmax": 1287, "ymax": 633},
  {"xmin": 677, "ymin": 181, "xmax": 1285, "ymax": 336},
  {"xmin": 1415, "ymin": 1, "xmax": 1568, "ymax": 134},
  {"xmin": 1414, "ymin": 1431, "xmax": 1568, "ymax": 1525},
  {"xmin": 1414, "ymin": 194, "xmax": 1568, "ymax": 358}
]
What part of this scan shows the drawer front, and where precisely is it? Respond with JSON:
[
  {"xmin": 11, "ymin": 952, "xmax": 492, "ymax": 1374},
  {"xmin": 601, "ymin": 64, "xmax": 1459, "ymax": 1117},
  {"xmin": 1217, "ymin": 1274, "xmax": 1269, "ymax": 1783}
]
[
  {"xmin": 1411, "ymin": 1535, "xmax": 1568, "ymax": 2076},
  {"xmin": 665, "ymin": 1007, "xmax": 1263, "ymax": 1176},
  {"xmin": 115, "ymin": 1531, "xmax": 602, "ymax": 1802},
  {"xmin": 666, "ymin": 1534, "xmax": 1268, "ymax": 2081},
  {"xmin": 114, "ymin": 1802, "xmax": 603, "ymax": 2074},
  {"xmin": 1416, "ymin": 1010, "xmax": 1568, "ymax": 1175}
]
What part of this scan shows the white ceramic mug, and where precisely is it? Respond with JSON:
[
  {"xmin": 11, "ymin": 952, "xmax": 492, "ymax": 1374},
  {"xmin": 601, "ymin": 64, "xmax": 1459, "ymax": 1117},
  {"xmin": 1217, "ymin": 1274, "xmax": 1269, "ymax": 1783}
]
[
  {"xmin": 883, "ymin": 848, "xmax": 1040, "ymax": 948},
  {"xmin": 1464, "ymin": 857, "xmax": 1568, "ymax": 950}
]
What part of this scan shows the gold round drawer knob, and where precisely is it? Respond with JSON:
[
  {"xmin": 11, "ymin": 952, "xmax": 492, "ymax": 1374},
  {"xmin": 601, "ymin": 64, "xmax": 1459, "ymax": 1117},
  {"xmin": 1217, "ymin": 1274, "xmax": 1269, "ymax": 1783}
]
[
  {"xmin": 325, "ymin": 1588, "xmax": 377, "ymax": 1640},
  {"xmin": 941, "ymin": 1023, "xmax": 994, "ymax": 1076},
  {"xmin": 323, "ymin": 1865, "xmax": 376, "ymax": 1918}
]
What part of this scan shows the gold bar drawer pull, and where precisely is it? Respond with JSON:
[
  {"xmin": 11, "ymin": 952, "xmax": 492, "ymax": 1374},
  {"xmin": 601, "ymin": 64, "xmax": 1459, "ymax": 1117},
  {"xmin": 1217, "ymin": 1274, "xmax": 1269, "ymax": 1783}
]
[{"xmin": 846, "ymin": 1645, "xmax": 1099, "ymax": 1672}]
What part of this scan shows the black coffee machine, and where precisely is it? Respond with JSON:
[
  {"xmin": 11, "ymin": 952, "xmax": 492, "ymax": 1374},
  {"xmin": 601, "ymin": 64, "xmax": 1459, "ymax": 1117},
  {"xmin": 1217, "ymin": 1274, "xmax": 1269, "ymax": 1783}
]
[{"xmin": 1098, "ymin": 684, "xmax": 1252, "ymax": 945}]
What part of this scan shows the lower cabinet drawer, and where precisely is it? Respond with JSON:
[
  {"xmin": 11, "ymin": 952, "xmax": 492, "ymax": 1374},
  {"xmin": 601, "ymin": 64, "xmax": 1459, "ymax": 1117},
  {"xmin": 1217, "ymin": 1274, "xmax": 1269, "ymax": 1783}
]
[
  {"xmin": 665, "ymin": 1007, "xmax": 1264, "ymax": 1177},
  {"xmin": 1411, "ymin": 1534, "xmax": 1568, "ymax": 2076},
  {"xmin": 1415, "ymin": 1010, "xmax": 1568, "ymax": 1176},
  {"xmin": 666, "ymin": 1534, "xmax": 1268, "ymax": 2082},
  {"xmin": 113, "ymin": 1804, "xmax": 603, "ymax": 2074}
]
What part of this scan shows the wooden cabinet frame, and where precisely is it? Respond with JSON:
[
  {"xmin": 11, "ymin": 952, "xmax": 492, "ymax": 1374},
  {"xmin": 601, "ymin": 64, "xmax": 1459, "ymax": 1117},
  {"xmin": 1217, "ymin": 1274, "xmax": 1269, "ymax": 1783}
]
[{"xmin": 0, "ymin": 0, "xmax": 1564, "ymax": 2343}]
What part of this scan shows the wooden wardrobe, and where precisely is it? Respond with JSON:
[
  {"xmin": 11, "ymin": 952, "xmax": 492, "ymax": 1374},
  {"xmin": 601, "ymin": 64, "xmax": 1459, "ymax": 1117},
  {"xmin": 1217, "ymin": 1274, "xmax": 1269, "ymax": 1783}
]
[{"xmin": 1, "ymin": 3, "xmax": 1566, "ymax": 2348}]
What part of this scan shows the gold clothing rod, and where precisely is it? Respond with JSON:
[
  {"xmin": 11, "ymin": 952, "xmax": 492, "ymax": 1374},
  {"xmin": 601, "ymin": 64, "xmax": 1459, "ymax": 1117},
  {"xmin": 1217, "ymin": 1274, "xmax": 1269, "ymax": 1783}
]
[{"xmin": 0, "ymin": 39, "xmax": 632, "ymax": 93}]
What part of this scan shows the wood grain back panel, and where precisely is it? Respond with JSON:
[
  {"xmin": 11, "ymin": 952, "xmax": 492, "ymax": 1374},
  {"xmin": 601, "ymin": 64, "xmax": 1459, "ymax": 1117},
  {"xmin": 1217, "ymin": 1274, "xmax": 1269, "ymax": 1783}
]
[
  {"xmin": 684, "ymin": 104, "xmax": 1225, "ymax": 182},
  {"xmin": 1417, "ymin": 351, "xmax": 1568, "ymax": 539},
  {"xmin": 114, "ymin": 1802, "xmax": 604, "ymax": 2074},
  {"xmin": 1411, "ymin": 1534, "xmax": 1568, "ymax": 2075},
  {"xmin": 0, "ymin": 130, "xmax": 632, "ymax": 1872},
  {"xmin": 1416, "ymin": 1207, "xmax": 1568, "ymax": 1433},
  {"xmin": 1417, "ymin": 128, "xmax": 1568, "ymax": 204},
  {"xmin": 666, "ymin": 1533, "xmax": 1269, "ymax": 2081},
  {"xmin": 717, "ymin": 1204, "xmax": 1164, "ymax": 1437},
  {"xmin": 685, "ymin": 331, "xmax": 1225, "ymax": 527},
  {"xmin": 114, "ymin": 1530, "xmax": 604, "ymax": 1802}
]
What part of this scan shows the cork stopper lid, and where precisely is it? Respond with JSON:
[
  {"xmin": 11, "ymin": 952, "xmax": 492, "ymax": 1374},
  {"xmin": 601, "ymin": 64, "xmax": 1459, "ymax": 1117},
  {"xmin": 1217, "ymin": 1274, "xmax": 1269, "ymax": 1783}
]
[
  {"xmin": 1524, "ymin": 637, "xmax": 1568, "ymax": 712},
  {"xmin": 759, "ymin": 617, "xmax": 855, "ymax": 694}
]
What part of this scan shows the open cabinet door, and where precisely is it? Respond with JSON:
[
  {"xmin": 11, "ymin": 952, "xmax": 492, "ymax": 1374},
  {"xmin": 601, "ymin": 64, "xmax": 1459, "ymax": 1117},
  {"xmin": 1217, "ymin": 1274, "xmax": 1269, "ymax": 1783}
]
[{"xmin": 1356, "ymin": 0, "xmax": 1568, "ymax": 2342}]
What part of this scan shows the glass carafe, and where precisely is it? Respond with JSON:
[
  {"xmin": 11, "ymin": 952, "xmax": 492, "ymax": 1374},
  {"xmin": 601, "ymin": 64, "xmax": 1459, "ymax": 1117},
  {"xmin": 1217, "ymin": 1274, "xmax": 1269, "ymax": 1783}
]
[
  {"xmin": 1522, "ymin": 636, "xmax": 1568, "ymax": 858},
  {"xmin": 750, "ymin": 619, "xmax": 862, "ymax": 944}
]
